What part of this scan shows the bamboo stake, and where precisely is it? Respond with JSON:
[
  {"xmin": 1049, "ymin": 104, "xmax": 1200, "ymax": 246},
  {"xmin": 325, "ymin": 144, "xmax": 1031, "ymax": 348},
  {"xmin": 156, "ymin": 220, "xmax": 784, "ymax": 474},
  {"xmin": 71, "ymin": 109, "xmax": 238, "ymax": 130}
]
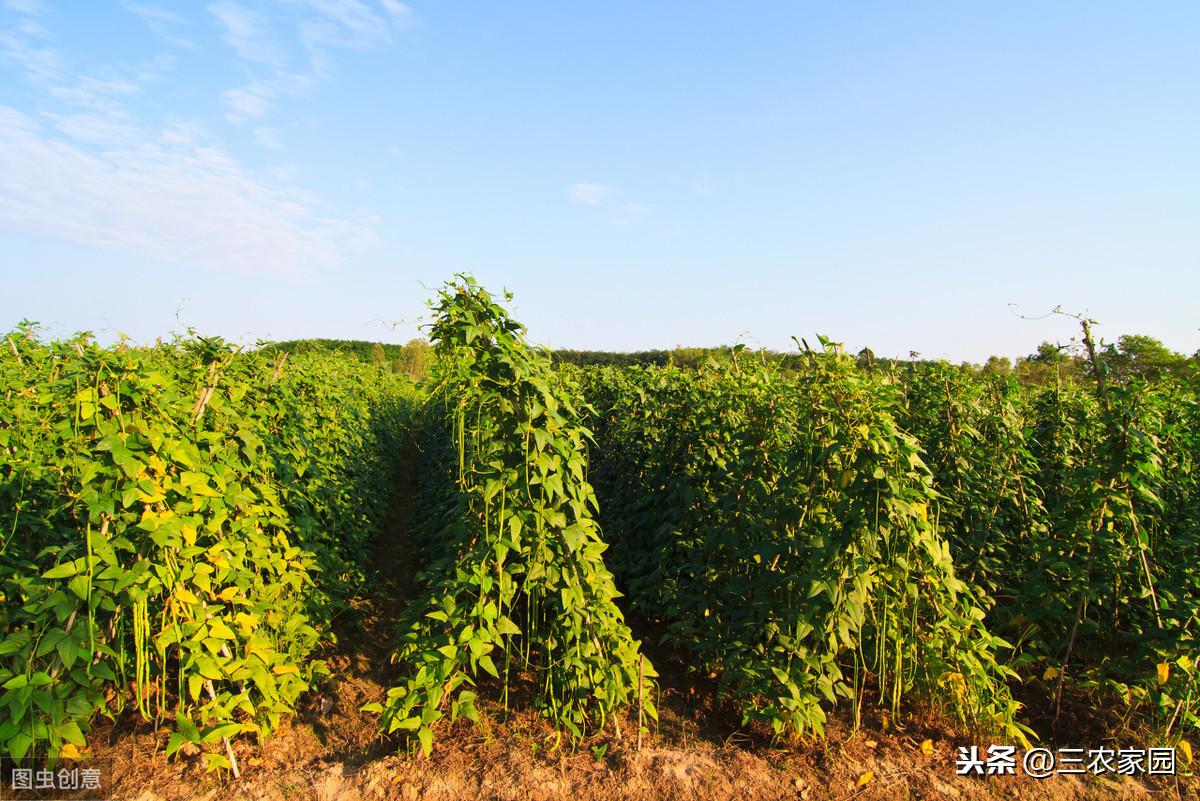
[
  {"xmin": 636, "ymin": 653, "xmax": 644, "ymax": 751},
  {"xmin": 191, "ymin": 383, "xmax": 215, "ymax": 424},
  {"xmin": 204, "ymin": 680, "xmax": 241, "ymax": 779},
  {"xmin": 191, "ymin": 363, "xmax": 219, "ymax": 424}
]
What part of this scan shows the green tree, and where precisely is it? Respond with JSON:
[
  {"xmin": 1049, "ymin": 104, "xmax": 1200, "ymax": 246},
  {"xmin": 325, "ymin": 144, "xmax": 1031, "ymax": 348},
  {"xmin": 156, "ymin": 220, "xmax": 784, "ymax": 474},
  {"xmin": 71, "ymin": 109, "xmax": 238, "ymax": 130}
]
[
  {"xmin": 1029, "ymin": 341, "xmax": 1068, "ymax": 364},
  {"xmin": 981, "ymin": 355, "xmax": 1012, "ymax": 376},
  {"xmin": 392, "ymin": 338, "xmax": 431, "ymax": 380},
  {"xmin": 1104, "ymin": 334, "xmax": 1186, "ymax": 381}
]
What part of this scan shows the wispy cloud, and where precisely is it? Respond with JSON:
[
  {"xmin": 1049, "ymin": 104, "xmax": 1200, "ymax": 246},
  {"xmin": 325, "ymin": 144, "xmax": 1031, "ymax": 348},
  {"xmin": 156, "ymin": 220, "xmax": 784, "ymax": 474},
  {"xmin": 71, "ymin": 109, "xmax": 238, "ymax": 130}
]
[
  {"xmin": 302, "ymin": 0, "xmax": 392, "ymax": 50},
  {"xmin": 221, "ymin": 82, "xmax": 276, "ymax": 120},
  {"xmin": 219, "ymin": 71, "xmax": 312, "ymax": 122},
  {"xmin": 296, "ymin": 0, "xmax": 406, "ymax": 79},
  {"xmin": 209, "ymin": 1, "xmax": 412, "ymax": 120},
  {"xmin": 208, "ymin": 1, "xmax": 285, "ymax": 66},
  {"xmin": 380, "ymin": 0, "xmax": 412, "ymax": 27},
  {"xmin": 0, "ymin": 106, "xmax": 373, "ymax": 274},
  {"xmin": 0, "ymin": 0, "xmax": 61, "ymax": 82},
  {"xmin": 252, "ymin": 125, "xmax": 281, "ymax": 149},
  {"xmin": 567, "ymin": 180, "xmax": 652, "ymax": 223},
  {"xmin": 43, "ymin": 110, "xmax": 142, "ymax": 145},
  {"xmin": 4, "ymin": 1, "xmax": 46, "ymax": 16},
  {"xmin": 0, "ymin": 1, "xmax": 385, "ymax": 272},
  {"xmin": 567, "ymin": 181, "xmax": 614, "ymax": 206},
  {"xmin": 121, "ymin": 2, "xmax": 196, "ymax": 49},
  {"xmin": 49, "ymin": 74, "xmax": 142, "ymax": 110}
]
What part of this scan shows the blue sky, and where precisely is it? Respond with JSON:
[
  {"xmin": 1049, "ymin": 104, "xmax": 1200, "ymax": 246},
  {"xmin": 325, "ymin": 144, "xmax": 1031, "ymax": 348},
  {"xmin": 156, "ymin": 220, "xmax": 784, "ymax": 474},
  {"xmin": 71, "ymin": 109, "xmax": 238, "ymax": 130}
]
[{"xmin": 1, "ymin": 1, "xmax": 1197, "ymax": 361}]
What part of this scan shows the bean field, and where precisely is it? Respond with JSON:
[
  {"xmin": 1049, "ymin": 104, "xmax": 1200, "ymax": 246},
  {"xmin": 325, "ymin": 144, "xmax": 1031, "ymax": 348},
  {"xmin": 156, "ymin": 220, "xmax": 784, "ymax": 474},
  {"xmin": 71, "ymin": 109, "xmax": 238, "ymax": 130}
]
[{"xmin": 1, "ymin": 279, "xmax": 1196, "ymax": 800}]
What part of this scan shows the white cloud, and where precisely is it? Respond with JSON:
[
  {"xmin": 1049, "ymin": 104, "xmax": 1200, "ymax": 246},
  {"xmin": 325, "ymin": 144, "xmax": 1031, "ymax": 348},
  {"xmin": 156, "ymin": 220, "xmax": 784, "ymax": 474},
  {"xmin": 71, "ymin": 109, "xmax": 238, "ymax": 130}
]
[
  {"xmin": 252, "ymin": 125, "xmax": 281, "ymax": 148},
  {"xmin": 380, "ymin": 0, "xmax": 412, "ymax": 27},
  {"xmin": 221, "ymin": 83, "xmax": 276, "ymax": 120},
  {"xmin": 0, "ymin": 2, "xmax": 385, "ymax": 272},
  {"xmin": 219, "ymin": 71, "xmax": 312, "ymax": 121},
  {"xmin": 297, "ymin": 0, "xmax": 394, "ymax": 78},
  {"xmin": 121, "ymin": 2, "xmax": 196, "ymax": 49},
  {"xmin": 0, "ymin": 105, "xmax": 374, "ymax": 274},
  {"xmin": 305, "ymin": 0, "xmax": 390, "ymax": 45},
  {"xmin": 208, "ymin": 1, "xmax": 409, "ymax": 123},
  {"xmin": 4, "ymin": 0, "xmax": 45, "ymax": 16},
  {"xmin": 567, "ymin": 181, "xmax": 652, "ymax": 223},
  {"xmin": 44, "ymin": 110, "xmax": 142, "ymax": 145},
  {"xmin": 208, "ymin": 1, "xmax": 285, "ymax": 66},
  {"xmin": 49, "ymin": 75, "xmax": 142, "ymax": 110},
  {"xmin": 567, "ymin": 181, "xmax": 614, "ymax": 206},
  {"xmin": 0, "ymin": 32, "xmax": 58, "ymax": 80},
  {"xmin": 0, "ymin": 0, "xmax": 60, "ymax": 82}
]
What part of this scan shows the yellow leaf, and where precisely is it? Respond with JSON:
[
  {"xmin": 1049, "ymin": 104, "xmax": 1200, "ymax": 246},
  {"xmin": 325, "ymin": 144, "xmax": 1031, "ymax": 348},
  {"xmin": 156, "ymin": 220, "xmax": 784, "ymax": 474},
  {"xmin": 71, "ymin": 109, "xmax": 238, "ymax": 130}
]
[
  {"xmin": 1042, "ymin": 665, "xmax": 1060, "ymax": 681},
  {"xmin": 1179, "ymin": 740, "xmax": 1192, "ymax": 765},
  {"xmin": 216, "ymin": 587, "xmax": 239, "ymax": 602},
  {"xmin": 856, "ymin": 771, "xmax": 874, "ymax": 787},
  {"xmin": 245, "ymin": 640, "xmax": 271, "ymax": 663},
  {"xmin": 273, "ymin": 663, "xmax": 300, "ymax": 676},
  {"xmin": 181, "ymin": 524, "xmax": 197, "ymax": 546},
  {"xmin": 174, "ymin": 587, "xmax": 199, "ymax": 605},
  {"xmin": 208, "ymin": 620, "xmax": 235, "ymax": 640},
  {"xmin": 136, "ymin": 484, "xmax": 166, "ymax": 503},
  {"xmin": 865, "ymin": 739, "xmax": 878, "ymax": 748},
  {"xmin": 1157, "ymin": 662, "xmax": 1170, "ymax": 685},
  {"xmin": 920, "ymin": 739, "xmax": 934, "ymax": 756},
  {"xmin": 1179, "ymin": 655, "xmax": 1194, "ymax": 672},
  {"xmin": 235, "ymin": 613, "xmax": 259, "ymax": 636},
  {"xmin": 59, "ymin": 742, "xmax": 83, "ymax": 759}
]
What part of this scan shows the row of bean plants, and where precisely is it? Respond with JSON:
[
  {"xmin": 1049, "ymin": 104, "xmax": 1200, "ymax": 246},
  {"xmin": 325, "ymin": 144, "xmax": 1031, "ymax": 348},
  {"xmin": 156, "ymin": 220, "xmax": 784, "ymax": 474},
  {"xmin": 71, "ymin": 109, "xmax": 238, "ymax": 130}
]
[
  {"xmin": 373, "ymin": 278, "xmax": 653, "ymax": 753},
  {"xmin": 0, "ymin": 324, "xmax": 413, "ymax": 766},
  {"xmin": 900, "ymin": 360, "xmax": 1200, "ymax": 740},
  {"xmin": 582, "ymin": 345, "xmax": 1030, "ymax": 744}
]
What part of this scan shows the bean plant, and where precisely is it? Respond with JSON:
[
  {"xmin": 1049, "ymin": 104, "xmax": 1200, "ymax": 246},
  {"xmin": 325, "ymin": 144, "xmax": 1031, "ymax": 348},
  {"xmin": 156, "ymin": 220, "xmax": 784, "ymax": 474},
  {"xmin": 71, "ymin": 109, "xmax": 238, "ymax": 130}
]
[
  {"xmin": 0, "ymin": 324, "xmax": 412, "ymax": 765},
  {"xmin": 373, "ymin": 278, "xmax": 653, "ymax": 754},
  {"xmin": 585, "ymin": 344, "xmax": 1030, "ymax": 743}
]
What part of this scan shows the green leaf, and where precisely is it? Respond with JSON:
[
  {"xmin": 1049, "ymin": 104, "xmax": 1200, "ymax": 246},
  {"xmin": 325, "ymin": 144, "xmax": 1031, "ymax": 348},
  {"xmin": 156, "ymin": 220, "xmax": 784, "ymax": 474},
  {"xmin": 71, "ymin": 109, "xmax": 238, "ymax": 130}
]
[
  {"xmin": 477, "ymin": 653, "xmax": 499, "ymax": 679},
  {"xmin": 8, "ymin": 731, "xmax": 33, "ymax": 760},
  {"xmin": 3, "ymin": 674, "xmax": 29, "ymax": 690},
  {"xmin": 417, "ymin": 726, "xmax": 433, "ymax": 756},
  {"xmin": 43, "ymin": 561, "xmax": 80, "ymax": 580}
]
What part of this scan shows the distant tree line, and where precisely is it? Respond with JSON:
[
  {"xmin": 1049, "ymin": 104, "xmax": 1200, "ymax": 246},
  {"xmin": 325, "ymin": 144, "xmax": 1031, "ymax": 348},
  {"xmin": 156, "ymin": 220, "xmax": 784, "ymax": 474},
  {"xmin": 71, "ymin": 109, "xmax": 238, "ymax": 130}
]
[
  {"xmin": 552, "ymin": 335, "xmax": 1199, "ymax": 385},
  {"xmin": 263, "ymin": 334, "xmax": 1197, "ymax": 387},
  {"xmin": 549, "ymin": 349, "xmax": 672, "ymax": 367},
  {"xmin": 973, "ymin": 334, "xmax": 1198, "ymax": 385},
  {"xmin": 264, "ymin": 338, "xmax": 432, "ymax": 379}
]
